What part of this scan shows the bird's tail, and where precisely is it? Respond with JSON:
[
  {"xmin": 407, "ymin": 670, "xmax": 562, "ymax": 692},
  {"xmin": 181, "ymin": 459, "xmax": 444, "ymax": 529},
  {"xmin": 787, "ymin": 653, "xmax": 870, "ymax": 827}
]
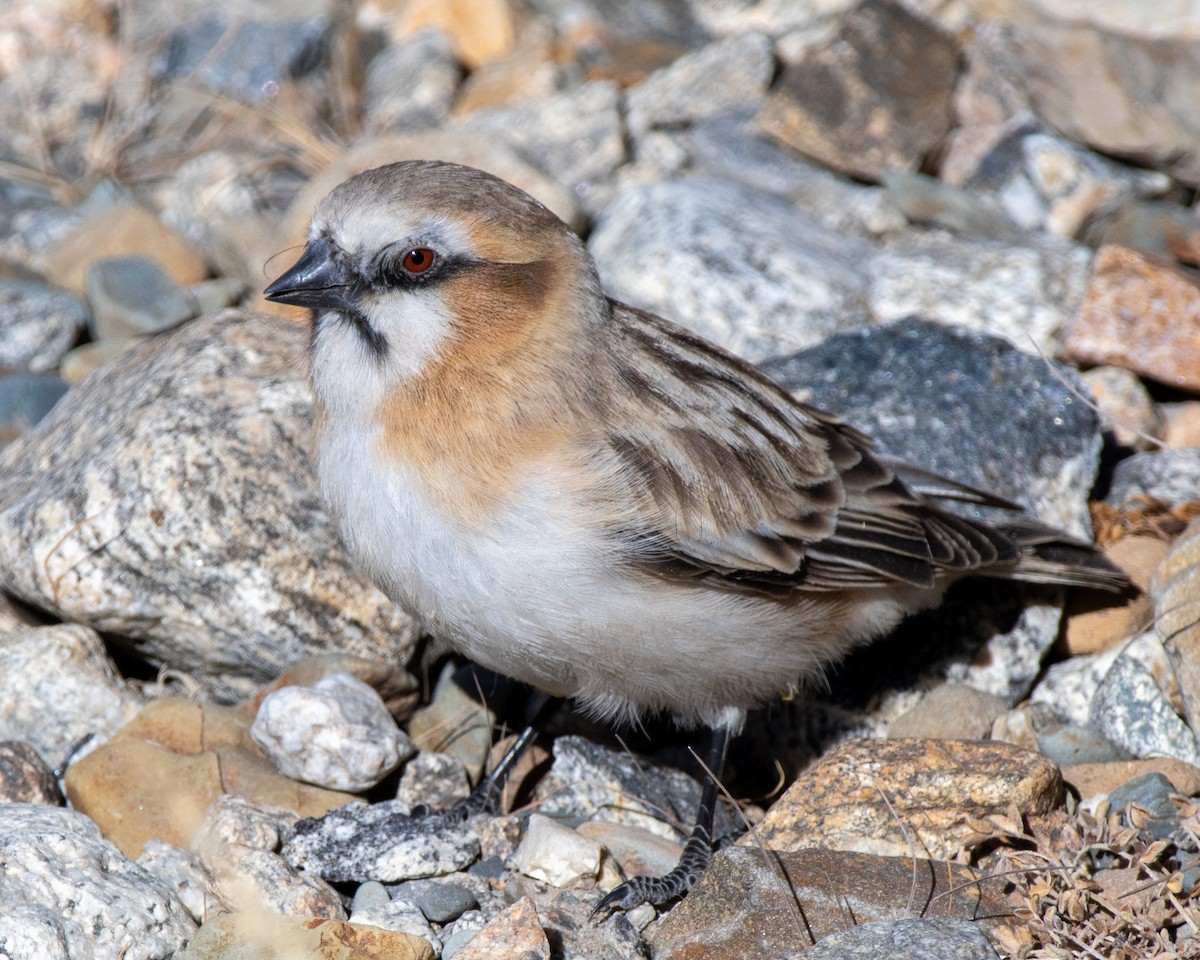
[{"xmin": 991, "ymin": 517, "xmax": 1132, "ymax": 592}]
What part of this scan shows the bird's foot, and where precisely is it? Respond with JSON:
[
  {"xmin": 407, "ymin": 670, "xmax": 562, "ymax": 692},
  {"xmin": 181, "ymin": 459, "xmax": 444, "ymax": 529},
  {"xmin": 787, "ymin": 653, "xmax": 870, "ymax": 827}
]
[{"xmin": 591, "ymin": 832, "xmax": 713, "ymax": 920}]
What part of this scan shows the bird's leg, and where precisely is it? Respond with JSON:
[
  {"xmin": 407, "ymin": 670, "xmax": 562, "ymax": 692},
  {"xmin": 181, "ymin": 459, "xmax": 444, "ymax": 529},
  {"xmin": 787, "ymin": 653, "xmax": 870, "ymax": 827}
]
[
  {"xmin": 415, "ymin": 690, "xmax": 557, "ymax": 819},
  {"xmin": 592, "ymin": 721, "xmax": 732, "ymax": 919}
]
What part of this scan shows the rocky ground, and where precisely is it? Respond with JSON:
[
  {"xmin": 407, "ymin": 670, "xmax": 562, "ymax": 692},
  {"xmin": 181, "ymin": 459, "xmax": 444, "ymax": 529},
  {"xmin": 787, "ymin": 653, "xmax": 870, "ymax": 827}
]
[{"xmin": 2, "ymin": 0, "xmax": 1200, "ymax": 958}]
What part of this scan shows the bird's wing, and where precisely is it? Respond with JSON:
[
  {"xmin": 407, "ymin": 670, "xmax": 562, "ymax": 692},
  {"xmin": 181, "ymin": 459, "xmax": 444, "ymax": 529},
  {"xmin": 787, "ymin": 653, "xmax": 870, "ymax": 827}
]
[{"xmin": 600, "ymin": 304, "xmax": 1021, "ymax": 593}]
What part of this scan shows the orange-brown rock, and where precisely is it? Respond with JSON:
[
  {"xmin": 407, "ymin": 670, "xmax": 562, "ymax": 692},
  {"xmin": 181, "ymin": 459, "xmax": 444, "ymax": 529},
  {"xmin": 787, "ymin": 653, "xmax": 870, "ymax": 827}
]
[
  {"xmin": 1059, "ymin": 245, "xmax": 1200, "ymax": 391},
  {"xmin": 1062, "ymin": 535, "xmax": 1163, "ymax": 655},
  {"xmin": 1063, "ymin": 757, "xmax": 1200, "ymax": 801}
]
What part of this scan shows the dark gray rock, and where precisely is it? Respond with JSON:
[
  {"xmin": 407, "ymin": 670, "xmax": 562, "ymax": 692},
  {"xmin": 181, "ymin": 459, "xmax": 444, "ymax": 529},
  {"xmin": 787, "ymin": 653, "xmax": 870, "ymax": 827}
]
[
  {"xmin": 86, "ymin": 256, "xmax": 194, "ymax": 339},
  {"xmin": 0, "ymin": 280, "xmax": 87, "ymax": 373},
  {"xmin": 1108, "ymin": 449, "xmax": 1200, "ymax": 509},
  {"xmin": 388, "ymin": 878, "xmax": 478, "ymax": 924},
  {"xmin": 1107, "ymin": 772, "xmax": 1180, "ymax": 840},
  {"xmin": 0, "ymin": 311, "xmax": 415, "ymax": 701},
  {"xmin": 591, "ymin": 179, "xmax": 876, "ymax": 361},
  {"xmin": 282, "ymin": 800, "xmax": 479, "ymax": 883},
  {"xmin": 802, "ymin": 918, "xmax": 1000, "ymax": 960},
  {"xmin": 0, "ymin": 373, "xmax": 69, "ymax": 444},
  {"xmin": 759, "ymin": 317, "xmax": 1104, "ymax": 536},
  {"xmin": 1035, "ymin": 723, "xmax": 1128, "ymax": 767},
  {"xmin": 155, "ymin": 15, "xmax": 334, "ymax": 103}
]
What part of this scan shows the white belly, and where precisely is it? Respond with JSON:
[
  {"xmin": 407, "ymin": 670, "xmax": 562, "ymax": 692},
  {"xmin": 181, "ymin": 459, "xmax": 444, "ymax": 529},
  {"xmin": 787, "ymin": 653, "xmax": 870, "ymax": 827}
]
[{"xmin": 316, "ymin": 424, "xmax": 914, "ymax": 727}]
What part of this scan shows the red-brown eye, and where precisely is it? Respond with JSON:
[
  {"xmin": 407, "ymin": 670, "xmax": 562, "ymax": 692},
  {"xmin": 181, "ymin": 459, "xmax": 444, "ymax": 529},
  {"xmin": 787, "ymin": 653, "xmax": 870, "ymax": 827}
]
[{"xmin": 402, "ymin": 248, "xmax": 436, "ymax": 274}]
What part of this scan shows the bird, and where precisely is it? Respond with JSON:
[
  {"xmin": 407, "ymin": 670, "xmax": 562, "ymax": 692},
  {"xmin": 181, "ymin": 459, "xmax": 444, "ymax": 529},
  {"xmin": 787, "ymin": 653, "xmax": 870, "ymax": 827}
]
[{"xmin": 263, "ymin": 159, "xmax": 1130, "ymax": 916}]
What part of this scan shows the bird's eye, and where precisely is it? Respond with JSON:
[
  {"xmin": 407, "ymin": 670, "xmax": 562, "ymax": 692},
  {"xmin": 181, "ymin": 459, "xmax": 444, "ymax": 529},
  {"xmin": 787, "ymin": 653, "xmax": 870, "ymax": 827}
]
[{"xmin": 401, "ymin": 247, "xmax": 437, "ymax": 274}]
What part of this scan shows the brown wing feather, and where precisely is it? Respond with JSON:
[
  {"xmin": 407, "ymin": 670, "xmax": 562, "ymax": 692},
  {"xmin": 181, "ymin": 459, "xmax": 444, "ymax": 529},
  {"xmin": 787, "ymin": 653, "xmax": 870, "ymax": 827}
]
[{"xmin": 600, "ymin": 303, "xmax": 1023, "ymax": 593}]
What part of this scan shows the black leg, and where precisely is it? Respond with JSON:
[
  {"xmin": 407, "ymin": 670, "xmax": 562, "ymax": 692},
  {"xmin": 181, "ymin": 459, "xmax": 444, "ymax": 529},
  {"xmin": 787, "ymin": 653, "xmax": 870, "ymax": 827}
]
[{"xmin": 592, "ymin": 722, "xmax": 732, "ymax": 919}]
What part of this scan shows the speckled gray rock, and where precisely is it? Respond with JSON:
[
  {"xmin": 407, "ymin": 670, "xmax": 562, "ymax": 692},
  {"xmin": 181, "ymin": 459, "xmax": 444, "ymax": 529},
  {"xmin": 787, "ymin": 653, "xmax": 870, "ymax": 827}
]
[
  {"xmin": 396, "ymin": 750, "xmax": 472, "ymax": 812},
  {"xmin": 626, "ymin": 32, "xmax": 773, "ymax": 137},
  {"xmin": 591, "ymin": 179, "xmax": 875, "ymax": 361},
  {"xmin": 802, "ymin": 918, "xmax": 1000, "ymax": 960},
  {"xmin": 284, "ymin": 800, "xmax": 480, "ymax": 883},
  {"xmin": 363, "ymin": 29, "xmax": 461, "ymax": 133},
  {"xmin": 457, "ymin": 81, "xmax": 625, "ymax": 216},
  {"xmin": 959, "ymin": 119, "xmax": 1171, "ymax": 237},
  {"xmin": 1091, "ymin": 655, "xmax": 1200, "ymax": 765},
  {"xmin": 136, "ymin": 839, "xmax": 220, "ymax": 923},
  {"xmin": 534, "ymin": 736, "xmax": 702, "ymax": 842},
  {"xmin": 85, "ymin": 255, "xmax": 195, "ymax": 339},
  {"xmin": 0, "ymin": 623, "xmax": 141, "ymax": 763},
  {"xmin": 0, "ymin": 311, "xmax": 415, "ymax": 700},
  {"xmin": 759, "ymin": 317, "xmax": 1104, "ymax": 537},
  {"xmin": 0, "ymin": 804, "xmax": 195, "ymax": 959},
  {"xmin": 154, "ymin": 14, "xmax": 334, "ymax": 103},
  {"xmin": 1108, "ymin": 449, "xmax": 1200, "ymax": 509},
  {"xmin": 251, "ymin": 672, "xmax": 415, "ymax": 792},
  {"xmin": 685, "ymin": 108, "xmax": 904, "ymax": 238},
  {"xmin": 1030, "ymin": 645, "xmax": 1123, "ymax": 728},
  {"xmin": 0, "ymin": 373, "xmax": 69, "ymax": 443},
  {"xmin": 866, "ymin": 231, "xmax": 1092, "ymax": 355},
  {"xmin": 0, "ymin": 279, "xmax": 87, "ymax": 372}
]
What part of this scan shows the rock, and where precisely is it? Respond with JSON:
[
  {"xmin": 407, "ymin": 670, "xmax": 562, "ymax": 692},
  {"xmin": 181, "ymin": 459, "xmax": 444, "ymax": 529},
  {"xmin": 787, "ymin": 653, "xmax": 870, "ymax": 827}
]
[
  {"xmin": 154, "ymin": 13, "xmax": 335, "ymax": 102},
  {"xmin": 362, "ymin": 29, "xmax": 461, "ymax": 133},
  {"xmin": 0, "ymin": 623, "xmax": 141, "ymax": 763},
  {"xmin": 1064, "ymin": 758, "xmax": 1200, "ymax": 803},
  {"xmin": 887, "ymin": 684, "xmax": 1008, "ymax": 740},
  {"xmin": 441, "ymin": 910, "xmax": 488, "ymax": 960},
  {"xmin": 757, "ymin": 0, "xmax": 958, "ymax": 182},
  {"xmin": 455, "ymin": 81, "xmax": 625, "ymax": 217},
  {"xmin": 350, "ymin": 892, "xmax": 442, "ymax": 954},
  {"xmin": 44, "ymin": 204, "xmax": 208, "ymax": 295},
  {"xmin": 0, "ymin": 740, "xmax": 60, "ymax": 804},
  {"xmin": 805, "ymin": 918, "xmax": 1001, "ymax": 959},
  {"xmin": 746, "ymin": 738, "xmax": 1062, "ymax": 860},
  {"xmin": 958, "ymin": 121, "xmax": 1171, "ymax": 238},
  {"xmin": 136, "ymin": 839, "xmax": 220, "ymax": 924},
  {"xmin": 866, "ymin": 231, "xmax": 1092, "ymax": 356},
  {"xmin": 990, "ymin": 701, "xmax": 1062, "ymax": 753},
  {"xmin": 1062, "ymin": 535, "xmax": 1162, "ymax": 656},
  {"xmin": 450, "ymin": 20, "xmax": 561, "ymax": 116},
  {"xmin": 395, "ymin": 0, "xmax": 516, "ymax": 69},
  {"xmin": 1160, "ymin": 402, "xmax": 1200, "ymax": 448},
  {"xmin": 1108, "ymin": 449, "xmax": 1200, "ymax": 509},
  {"xmin": 251, "ymin": 672, "xmax": 415, "ymax": 792},
  {"xmin": 882, "ymin": 170, "xmax": 1023, "ymax": 241},
  {"xmin": 760, "ymin": 317, "xmax": 1104, "ymax": 537},
  {"xmin": 187, "ymin": 277, "xmax": 246, "ymax": 315},
  {"xmin": 626, "ymin": 32, "xmax": 773, "ymax": 138},
  {"xmin": 647, "ymin": 846, "xmax": 1010, "ymax": 959},
  {"xmin": 534, "ymin": 736, "xmax": 704, "ymax": 842},
  {"xmin": 1059, "ymin": 245, "xmax": 1200, "ymax": 391},
  {"xmin": 1106, "ymin": 772, "xmax": 1180, "ymax": 840},
  {"xmin": 575, "ymin": 820, "xmax": 683, "ymax": 882},
  {"xmin": 1080, "ymin": 366, "xmax": 1161, "ymax": 449},
  {"xmin": 510, "ymin": 814, "xmax": 603, "ymax": 889},
  {"xmin": 451, "ymin": 896, "xmax": 549, "ymax": 960},
  {"xmin": 1095, "ymin": 200, "xmax": 1200, "ymax": 267},
  {"xmin": 396, "ymin": 750, "xmax": 472, "ymax": 812},
  {"xmin": 0, "ymin": 804, "xmax": 195, "ymax": 958},
  {"xmin": 684, "ymin": 107, "xmax": 905, "ymax": 238},
  {"xmin": 0, "ymin": 372, "xmax": 69, "ymax": 447},
  {"xmin": 244, "ymin": 653, "xmax": 421, "ymax": 721},
  {"xmin": 0, "ymin": 279, "xmax": 86, "ymax": 372},
  {"xmin": 179, "ymin": 912, "xmax": 435, "ymax": 960},
  {"xmin": 1008, "ymin": 22, "xmax": 1200, "ymax": 188},
  {"xmin": 406, "ymin": 662, "xmax": 496, "ymax": 785},
  {"xmin": 86, "ymin": 255, "xmax": 195, "ymax": 339},
  {"xmin": 1155, "ymin": 516, "xmax": 1200, "ymax": 733},
  {"xmin": 590, "ymin": 179, "xmax": 875, "ymax": 361},
  {"xmin": 386, "ymin": 878, "xmax": 479, "ymax": 924},
  {"xmin": 1030, "ymin": 644, "xmax": 1124, "ymax": 728},
  {"xmin": 283, "ymin": 799, "xmax": 480, "ymax": 883},
  {"xmin": 0, "ymin": 312, "xmax": 416, "ymax": 699},
  {"xmin": 59, "ymin": 336, "xmax": 142, "ymax": 384},
  {"xmin": 1034, "ymin": 723, "xmax": 1127, "ymax": 767},
  {"xmin": 1090, "ymin": 653, "xmax": 1200, "ymax": 765},
  {"xmin": 64, "ymin": 698, "xmax": 358, "ymax": 859}
]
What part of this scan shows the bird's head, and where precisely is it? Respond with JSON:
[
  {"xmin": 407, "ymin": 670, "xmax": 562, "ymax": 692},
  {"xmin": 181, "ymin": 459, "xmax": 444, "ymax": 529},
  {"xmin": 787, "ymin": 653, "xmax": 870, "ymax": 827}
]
[{"xmin": 265, "ymin": 160, "xmax": 602, "ymax": 417}]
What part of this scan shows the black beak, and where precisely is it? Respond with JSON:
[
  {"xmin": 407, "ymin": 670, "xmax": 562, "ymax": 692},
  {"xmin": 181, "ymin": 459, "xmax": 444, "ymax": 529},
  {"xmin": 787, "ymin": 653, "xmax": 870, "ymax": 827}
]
[{"xmin": 264, "ymin": 236, "xmax": 358, "ymax": 311}]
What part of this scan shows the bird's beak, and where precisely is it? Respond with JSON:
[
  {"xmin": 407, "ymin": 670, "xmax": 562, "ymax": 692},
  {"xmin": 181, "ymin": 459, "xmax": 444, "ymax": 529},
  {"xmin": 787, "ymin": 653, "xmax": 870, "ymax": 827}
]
[{"xmin": 264, "ymin": 236, "xmax": 358, "ymax": 311}]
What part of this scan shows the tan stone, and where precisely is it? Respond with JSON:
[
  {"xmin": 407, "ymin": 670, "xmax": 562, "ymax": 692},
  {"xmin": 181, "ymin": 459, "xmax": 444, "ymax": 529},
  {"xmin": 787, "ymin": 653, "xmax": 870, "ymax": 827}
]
[
  {"xmin": 180, "ymin": 911, "xmax": 435, "ymax": 960},
  {"xmin": 397, "ymin": 0, "xmax": 515, "ymax": 69},
  {"xmin": 452, "ymin": 22, "xmax": 558, "ymax": 116},
  {"xmin": 1062, "ymin": 535, "xmax": 1162, "ymax": 656},
  {"xmin": 63, "ymin": 698, "xmax": 358, "ymax": 859},
  {"xmin": 1063, "ymin": 757, "xmax": 1200, "ymax": 801},
  {"xmin": 887, "ymin": 683, "xmax": 1008, "ymax": 740},
  {"xmin": 1161, "ymin": 402, "xmax": 1200, "ymax": 448},
  {"xmin": 745, "ymin": 738, "xmax": 1063, "ymax": 861},
  {"xmin": 45, "ymin": 206, "xmax": 207, "ymax": 295},
  {"xmin": 1059, "ymin": 245, "xmax": 1200, "ymax": 391},
  {"xmin": 453, "ymin": 896, "xmax": 548, "ymax": 960}
]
